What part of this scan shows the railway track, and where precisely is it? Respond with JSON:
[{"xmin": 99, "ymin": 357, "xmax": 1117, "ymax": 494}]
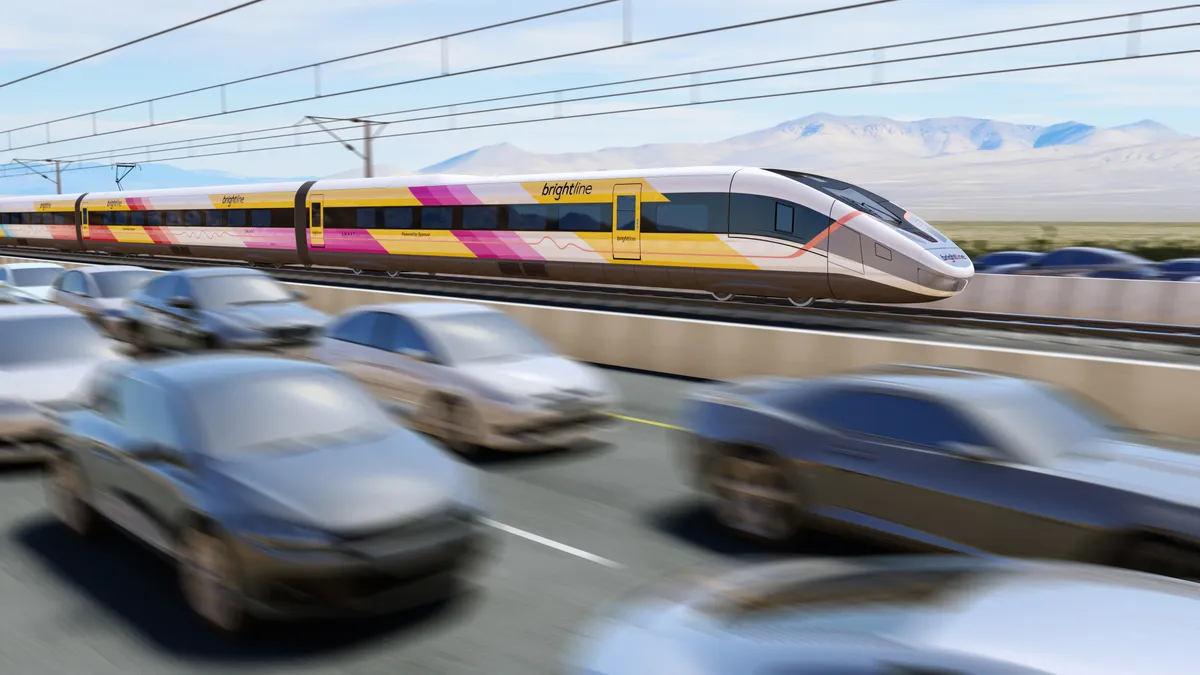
[{"xmin": 4, "ymin": 246, "xmax": 1198, "ymax": 349}]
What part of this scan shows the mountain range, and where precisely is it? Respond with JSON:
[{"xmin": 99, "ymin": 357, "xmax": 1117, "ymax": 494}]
[{"xmin": 3, "ymin": 113, "xmax": 1197, "ymax": 221}]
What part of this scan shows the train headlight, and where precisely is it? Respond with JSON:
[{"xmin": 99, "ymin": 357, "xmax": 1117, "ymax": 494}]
[{"xmin": 918, "ymin": 269, "xmax": 967, "ymax": 293}]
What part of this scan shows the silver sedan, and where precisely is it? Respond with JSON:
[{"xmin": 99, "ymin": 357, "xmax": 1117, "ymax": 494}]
[
  {"xmin": 50, "ymin": 265, "xmax": 155, "ymax": 335},
  {"xmin": 0, "ymin": 305, "xmax": 130, "ymax": 463},
  {"xmin": 312, "ymin": 301, "xmax": 619, "ymax": 453}
]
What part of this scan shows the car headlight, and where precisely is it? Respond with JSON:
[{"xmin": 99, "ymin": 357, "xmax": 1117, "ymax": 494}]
[{"xmin": 234, "ymin": 517, "xmax": 335, "ymax": 552}]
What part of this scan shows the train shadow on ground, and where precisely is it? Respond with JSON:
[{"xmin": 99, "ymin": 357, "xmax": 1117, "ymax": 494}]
[
  {"xmin": 645, "ymin": 499, "xmax": 890, "ymax": 560},
  {"xmin": 13, "ymin": 516, "xmax": 480, "ymax": 662}
]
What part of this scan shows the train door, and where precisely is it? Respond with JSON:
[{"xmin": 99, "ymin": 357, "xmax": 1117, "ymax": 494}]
[
  {"xmin": 81, "ymin": 208, "xmax": 89, "ymax": 240},
  {"xmin": 309, "ymin": 194, "xmax": 325, "ymax": 248},
  {"xmin": 612, "ymin": 184, "xmax": 641, "ymax": 261}
]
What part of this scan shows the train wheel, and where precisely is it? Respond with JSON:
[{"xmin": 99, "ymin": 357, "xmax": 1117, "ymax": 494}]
[
  {"xmin": 387, "ymin": 271, "xmax": 400, "ymax": 278},
  {"xmin": 788, "ymin": 297, "xmax": 815, "ymax": 308},
  {"xmin": 711, "ymin": 292, "xmax": 733, "ymax": 302},
  {"xmin": 351, "ymin": 269, "xmax": 364, "ymax": 276}
]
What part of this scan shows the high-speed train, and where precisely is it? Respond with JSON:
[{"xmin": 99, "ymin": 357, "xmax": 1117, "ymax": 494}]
[{"xmin": 0, "ymin": 167, "xmax": 973, "ymax": 304}]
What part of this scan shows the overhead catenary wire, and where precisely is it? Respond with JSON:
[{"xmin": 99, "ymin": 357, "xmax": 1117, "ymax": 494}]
[
  {"xmin": 0, "ymin": 0, "xmax": 269, "ymax": 91},
  {"xmin": 0, "ymin": 0, "xmax": 897, "ymax": 153},
  {"xmin": 6, "ymin": 45, "xmax": 1197, "ymax": 182},
  {"xmin": 18, "ymin": 9, "xmax": 1199, "ymax": 172}
]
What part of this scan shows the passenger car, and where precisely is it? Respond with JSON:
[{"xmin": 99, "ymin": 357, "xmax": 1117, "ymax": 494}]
[
  {"xmin": 122, "ymin": 267, "xmax": 327, "ymax": 352},
  {"xmin": 313, "ymin": 301, "xmax": 618, "ymax": 453},
  {"xmin": 0, "ymin": 305, "xmax": 128, "ymax": 463},
  {"xmin": 51, "ymin": 265, "xmax": 154, "ymax": 334},
  {"xmin": 677, "ymin": 365, "xmax": 1200, "ymax": 581},
  {"xmin": 1157, "ymin": 257, "xmax": 1200, "ymax": 281},
  {"xmin": 571, "ymin": 555, "xmax": 1200, "ymax": 675},
  {"xmin": 1008, "ymin": 246, "xmax": 1159, "ymax": 278},
  {"xmin": 0, "ymin": 167, "xmax": 974, "ymax": 305},
  {"xmin": 46, "ymin": 354, "xmax": 488, "ymax": 634},
  {"xmin": 971, "ymin": 250, "xmax": 1041, "ymax": 273},
  {"xmin": 0, "ymin": 262, "xmax": 65, "ymax": 300}
]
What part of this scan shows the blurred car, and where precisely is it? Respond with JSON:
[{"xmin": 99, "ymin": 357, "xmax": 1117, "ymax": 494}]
[
  {"xmin": 1009, "ymin": 246, "xmax": 1160, "ymax": 278},
  {"xmin": 46, "ymin": 353, "xmax": 489, "ymax": 635},
  {"xmin": 122, "ymin": 267, "xmax": 327, "ymax": 352},
  {"xmin": 571, "ymin": 554, "xmax": 1200, "ymax": 675},
  {"xmin": 0, "ymin": 262, "xmax": 66, "ymax": 300},
  {"xmin": 313, "ymin": 302, "xmax": 618, "ymax": 453},
  {"xmin": 676, "ymin": 364, "xmax": 1200, "ymax": 581},
  {"xmin": 1157, "ymin": 258, "xmax": 1200, "ymax": 281},
  {"xmin": 0, "ymin": 305, "xmax": 129, "ymax": 463},
  {"xmin": 971, "ymin": 250, "xmax": 1041, "ymax": 273},
  {"xmin": 0, "ymin": 281, "xmax": 50, "ymax": 305},
  {"xmin": 50, "ymin": 265, "xmax": 155, "ymax": 335}
]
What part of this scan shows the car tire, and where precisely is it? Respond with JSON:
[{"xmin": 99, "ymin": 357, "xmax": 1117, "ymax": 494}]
[
  {"xmin": 177, "ymin": 522, "xmax": 255, "ymax": 637},
  {"xmin": 127, "ymin": 320, "xmax": 151, "ymax": 353},
  {"xmin": 1116, "ymin": 537, "xmax": 1198, "ymax": 582},
  {"xmin": 45, "ymin": 454, "xmax": 104, "ymax": 539},
  {"xmin": 703, "ymin": 445, "xmax": 805, "ymax": 546}
]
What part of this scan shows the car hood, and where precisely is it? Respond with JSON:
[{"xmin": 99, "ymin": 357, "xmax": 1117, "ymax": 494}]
[
  {"xmin": 1055, "ymin": 439, "xmax": 1200, "ymax": 507},
  {"xmin": 209, "ymin": 302, "xmax": 327, "ymax": 331},
  {"xmin": 18, "ymin": 285, "xmax": 54, "ymax": 300},
  {"xmin": 456, "ymin": 354, "xmax": 610, "ymax": 401},
  {"xmin": 0, "ymin": 358, "xmax": 117, "ymax": 405},
  {"xmin": 213, "ymin": 428, "xmax": 475, "ymax": 534}
]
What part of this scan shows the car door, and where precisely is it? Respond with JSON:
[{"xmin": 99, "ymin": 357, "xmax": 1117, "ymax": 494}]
[
  {"xmin": 54, "ymin": 270, "xmax": 86, "ymax": 312},
  {"xmin": 372, "ymin": 313, "xmax": 441, "ymax": 407},
  {"xmin": 133, "ymin": 275, "xmax": 178, "ymax": 347},
  {"xmin": 320, "ymin": 311, "xmax": 385, "ymax": 392},
  {"xmin": 109, "ymin": 375, "xmax": 195, "ymax": 553},
  {"xmin": 73, "ymin": 367, "xmax": 131, "ymax": 498},
  {"xmin": 158, "ymin": 276, "xmax": 204, "ymax": 350}
]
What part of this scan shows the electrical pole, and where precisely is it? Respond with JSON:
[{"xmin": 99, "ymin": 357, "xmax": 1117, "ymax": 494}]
[
  {"xmin": 11, "ymin": 158, "xmax": 73, "ymax": 193},
  {"xmin": 303, "ymin": 115, "xmax": 389, "ymax": 178}
]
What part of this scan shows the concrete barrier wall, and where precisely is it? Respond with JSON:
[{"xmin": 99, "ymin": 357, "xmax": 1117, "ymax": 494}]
[
  {"xmin": 5, "ymin": 255, "xmax": 1198, "ymax": 438},
  {"xmin": 918, "ymin": 273, "xmax": 1200, "ymax": 325}
]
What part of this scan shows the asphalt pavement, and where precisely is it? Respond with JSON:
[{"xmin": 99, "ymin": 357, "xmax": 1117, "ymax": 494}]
[{"xmin": 0, "ymin": 367, "xmax": 883, "ymax": 675}]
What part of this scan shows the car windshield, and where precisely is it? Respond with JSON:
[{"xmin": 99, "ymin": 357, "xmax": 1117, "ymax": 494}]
[
  {"xmin": 0, "ymin": 314, "xmax": 114, "ymax": 367},
  {"xmin": 190, "ymin": 369, "xmax": 390, "ymax": 456},
  {"xmin": 9, "ymin": 267, "xmax": 62, "ymax": 287},
  {"xmin": 984, "ymin": 384, "xmax": 1129, "ymax": 462},
  {"xmin": 192, "ymin": 274, "xmax": 294, "ymax": 307},
  {"xmin": 425, "ymin": 311, "xmax": 553, "ymax": 364},
  {"xmin": 92, "ymin": 270, "xmax": 154, "ymax": 298}
]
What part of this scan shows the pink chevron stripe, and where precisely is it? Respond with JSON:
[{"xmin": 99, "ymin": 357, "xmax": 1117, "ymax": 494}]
[
  {"xmin": 454, "ymin": 230, "xmax": 545, "ymax": 260},
  {"xmin": 446, "ymin": 184, "xmax": 483, "ymax": 205}
]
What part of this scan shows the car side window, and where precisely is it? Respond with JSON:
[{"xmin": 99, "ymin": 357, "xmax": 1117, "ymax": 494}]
[
  {"xmin": 802, "ymin": 389, "xmax": 995, "ymax": 451},
  {"xmin": 377, "ymin": 314, "xmax": 433, "ymax": 354},
  {"xmin": 89, "ymin": 371, "xmax": 125, "ymax": 421},
  {"xmin": 1039, "ymin": 250, "xmax": 1076, "ymax": 267},
  {"xmin": 0, "ymin": 269, "xmax": 8, "ymax": 282},
  {"xmin": 141, "ymin": 275, "xmax": 174, "ymax": 300},
  {"xmin": 62, "ymin": 272, "xmax": 87, "ymax": 295},
  {"xmin": 120, "ymin": 378, "xmax": 185, "ymax": 450},
  {"xmin": 329, "ymin": 311, "xmax": 380, "ymax": 347}
]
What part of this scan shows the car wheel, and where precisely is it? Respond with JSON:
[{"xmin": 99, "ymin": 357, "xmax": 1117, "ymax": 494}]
[
  {"xmin": 127, "ymin": 320, "xmax": 151, "ymax": 353},
  {"xmin": 428, "ymin": 396, "xmax": 479, "ymax": 456},
  {"xmin": 1117, "ymin": 538, "xmax": 1198, "ymax": 582},
  {"xmin": 177, "ymin": 524, "xmax": 253, "ymax": 636},
  {"xmin": 45, "ymin": 455, "xmax": 102, "ymax": 538},
  {"xmin": 704, "ymin": 447, "xmax": 803, "ymax": 546}
]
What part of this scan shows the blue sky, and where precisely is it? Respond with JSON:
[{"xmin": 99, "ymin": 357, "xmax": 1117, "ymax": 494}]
[{"xmin": 1, "ymin": 0, "xmax": 1197, "ymax": 184}]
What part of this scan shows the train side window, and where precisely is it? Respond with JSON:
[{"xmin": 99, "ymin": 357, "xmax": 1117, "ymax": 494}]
[
  {"xmin": 356, "ymin": 208, "xmax": 377, "ymax": 229},
  {"xmin": 558, "ymin": 203, "xmax": 610, "ymax": 232},
  {"xmin": 382, "ymin": 207, "xmax": 414, "ymax": 229},
  {"xmin": 507, "ymin": 205, "xmax": 551, "ymax": 230},
  {"xmin": 643, "ymin": 193, "xmax": 729, "ymax": 234},
  {"xmin": 113, "ymin": 212, "xmax": 128, "ymax": 226},
  {"xmin": 206, "ymin": 210, "xmax": 224, "ymax": 227},
  {"xmin": 146, "ymin": 211, "xmax": 162, "ymax": 227},
  {"xmin": 775, "ymin": 202, "xmax": 794, "ymax": 234},
  {"xmin": 184, "ymin": 211, "xmax": 201, "ymax": 227},
  {"xmin": 420, "ymin": 206, "xmax": 453, "ymax": 230},
  {"xmin": 271, "ymin": 208, "xmax": 292, "ymax": 228},
  {"xmin": 251, "ymin": 209, "xmax": 271, "ymax": 228},
  {"xmin": 130, "ymin": 212, "xmax": 145, "ymax": 226},
  {"xmin": 165, "ymin": 211, "xmax": 183, "ymax": 227},
  {"xmin": 463, "ymin": 206, "xmax": 502, "ymax": 230},
  {"xmin": 227, "ymin": 210, "xmax": 247, "ymax": 228}
]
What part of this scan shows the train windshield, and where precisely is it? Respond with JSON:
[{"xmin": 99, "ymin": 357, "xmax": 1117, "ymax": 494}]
[{"xmin": 768, "ymin": 169, "xmax": 943, "ymax": 245}]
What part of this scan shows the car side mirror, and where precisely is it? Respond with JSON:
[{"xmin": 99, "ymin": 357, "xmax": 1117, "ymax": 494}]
[
  {"xmin": 942, "ymin": 441, "xmax": 995, "ymax": 462},
  {"xmin": 168, "ymin": 295, "xmax": 195, "ymax": 310}
]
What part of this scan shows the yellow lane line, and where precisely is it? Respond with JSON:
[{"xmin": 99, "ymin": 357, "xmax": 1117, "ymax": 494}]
[{"xmin": 607, "ymin": 412, "xmax": 685, "ymax": 431}]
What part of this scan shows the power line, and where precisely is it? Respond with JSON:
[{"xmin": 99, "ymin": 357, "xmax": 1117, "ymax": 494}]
[
  {"xmin": 9, "ymin": 12, "xmax": 1196, "ymax": 176},
  {"xmin": 7, "ymin": 46, "xmax": 1196, "ymax": 183},
  {"xmin": 0, "ymin": 0, "xmax": 897, "ymax": 153},
  {"xmin": 0, "ymin": 0, "xmax": 269, "ymax": 91}
]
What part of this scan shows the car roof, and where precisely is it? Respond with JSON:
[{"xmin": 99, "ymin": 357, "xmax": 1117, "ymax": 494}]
[
  {"xmin": 355, "ymin": 301, "xmax": 499, "ymax": 320},
  {"xmin": 168, "ymin": 266, "xmax": 265, "ymax": 278},
  {"xmin": 0, "ymin": 304, "xmax": 81, "ymax": 320},
  {"xmin": 821, "ymin": 365, "xmax": 1039, "ymax": 401},
  {"xmin": 0, "ymin": 261, "xmax": 65, "ymax": 269},
  {"xmin": 76, "ymin": 265, "xmax": 150, "ymax": 275},
  {"xmin": 131, "ymin": 353, "xmax": 331, "ymax": 389}
]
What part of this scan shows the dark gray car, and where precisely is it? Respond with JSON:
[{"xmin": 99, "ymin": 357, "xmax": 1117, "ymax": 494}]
[
  {"xmin": 677, "ymin": 364, "xmax": 1200, "ymax": 582},
  {"xmin": 122, "ymin": 267, "xmax": 327, "ymax": 352},
  {"xmin": 572, "ymin": 555, "xmax": 1200, "ymax": 675},
  {"xmin": 46, "ymin": 354, "xmax": 489, "ymax": 635},
  {"xmin": 51, "ymin": 265, "xmax": 155, "ymax": 335}
]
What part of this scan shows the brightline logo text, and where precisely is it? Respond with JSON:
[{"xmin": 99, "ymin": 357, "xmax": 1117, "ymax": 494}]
[{"xmin": 541, "ymin": 181, "xmax": 594, "ymax": 201}]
